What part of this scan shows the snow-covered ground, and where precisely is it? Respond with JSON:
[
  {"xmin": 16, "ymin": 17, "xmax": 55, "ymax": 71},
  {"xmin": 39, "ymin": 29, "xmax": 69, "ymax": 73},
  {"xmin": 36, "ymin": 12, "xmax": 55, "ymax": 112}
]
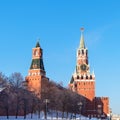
[{"xmin": 0, "ymin": 111, "xmax": 98, "ymax": 120}]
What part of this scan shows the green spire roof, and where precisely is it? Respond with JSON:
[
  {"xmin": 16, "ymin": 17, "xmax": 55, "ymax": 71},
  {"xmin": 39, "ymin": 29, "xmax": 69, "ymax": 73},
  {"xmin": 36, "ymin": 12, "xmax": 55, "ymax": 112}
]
[
  {"xmin": 36, "ymin": 41, "xmax": 40, "ymax": 48},
  {"xmin": 70, "ymin": 76, "xmax": 74, "ymax": 83},
  {"xmin": 79, "ymin": 28, "xmax": 85, "ymax": 49},
  {"xmin": 30, "ymin": 58, "xmax": 45, "ymax": 70}
]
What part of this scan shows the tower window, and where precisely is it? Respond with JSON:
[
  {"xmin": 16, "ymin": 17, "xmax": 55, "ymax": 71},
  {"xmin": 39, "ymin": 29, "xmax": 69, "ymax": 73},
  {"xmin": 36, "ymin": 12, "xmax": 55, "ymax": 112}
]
[
  {"xmin": 77, "ymin": 76, "xmax": 79, "ymax": 79},
  {"xmin": 81, "ymin": 76, "xmax": 83, "ymax": 79},
  {"xmin": 90, "ymin": 75, "xmax": 92, "ymax": 79},
  {"xmin": 78, "ymin": 50, "xmax": 80, "ymax": 55},
  {"xmin": 86, "ymin": 60, "xmax": 88, "ymax": 64},
  {"xmin": 86, "ymin": 76, "xmax": 88, "ymax": 79},
  {"xmin": 75, "ymin": 84, "xmax": 77, "ymax": 88},
  {"xmin": 86, "ymin": 50, "xmax": 88, "ymax": 56},
  {"xmin": 82, "ymin": 50, "xmax": 84, "ymax": 55}
]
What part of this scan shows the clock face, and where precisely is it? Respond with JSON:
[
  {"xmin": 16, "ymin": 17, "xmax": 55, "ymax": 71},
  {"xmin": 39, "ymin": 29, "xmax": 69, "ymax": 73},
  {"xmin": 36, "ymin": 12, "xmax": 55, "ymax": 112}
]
[{"xmin": 80, "ymin": 64, "xmax": 87, "ymax": 71}]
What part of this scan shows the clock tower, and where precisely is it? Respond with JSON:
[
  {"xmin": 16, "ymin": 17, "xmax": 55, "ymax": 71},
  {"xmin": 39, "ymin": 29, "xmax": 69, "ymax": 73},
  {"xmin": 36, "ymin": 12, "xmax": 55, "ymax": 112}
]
[
  {"xmin": 25, "ymin": 41, "xmax": 48, "ymax": 96},
  {"xmin": 69, "ymin": 28, "xmax": 109, "ymax": 118},
  {"xmin": 69, "ymin": 28, "xmax": 95, "ymax": 101}
]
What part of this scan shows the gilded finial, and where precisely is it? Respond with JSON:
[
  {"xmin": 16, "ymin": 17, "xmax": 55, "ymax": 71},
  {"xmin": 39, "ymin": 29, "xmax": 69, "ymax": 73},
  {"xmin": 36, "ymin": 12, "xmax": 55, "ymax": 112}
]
[
  {"xmin": 36, "ymin": 37, "xmax": 40, "ymax": 48},
  {"xmin": 79, "ymin": 27, "xmax": 85, "ymax": 49},
  {"xmin": 37, "ymin": 37, "xmax": 40, "ymax": 42},
  {"xmin": 80, "ymin": 27, "xmax": 84, "ymax": 32}
]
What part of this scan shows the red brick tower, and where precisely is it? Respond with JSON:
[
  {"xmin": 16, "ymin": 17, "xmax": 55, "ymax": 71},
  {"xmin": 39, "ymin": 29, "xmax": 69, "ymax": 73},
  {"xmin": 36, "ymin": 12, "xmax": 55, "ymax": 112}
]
[
  {"xmin": 69, "ymin": 28, "xmax": 95, "ymax": 101},
  {"xmin": 69, "ymin": 28, "xmax": 109, "ymax": 118},
  {"xmin": 25, "ymin": 41, "xmax": 48, "ymax": 96}
]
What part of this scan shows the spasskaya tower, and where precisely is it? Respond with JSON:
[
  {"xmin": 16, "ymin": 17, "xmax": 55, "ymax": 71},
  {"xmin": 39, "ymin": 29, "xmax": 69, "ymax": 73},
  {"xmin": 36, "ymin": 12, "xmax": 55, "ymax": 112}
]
[
  {"xmin": 69, "ymin": 28, "xmax": 109, "ymax": 118},
  {"xmin": 69, "ymin": 28, "xmax": 95, "ymax": 101}
]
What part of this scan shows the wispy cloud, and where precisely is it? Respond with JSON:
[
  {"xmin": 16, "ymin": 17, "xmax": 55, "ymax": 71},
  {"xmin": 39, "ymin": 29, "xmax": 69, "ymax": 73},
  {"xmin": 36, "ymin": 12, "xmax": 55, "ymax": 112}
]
[{"xmin": 85, "ymin": 24, "xmax": 113, "ymax": 47}]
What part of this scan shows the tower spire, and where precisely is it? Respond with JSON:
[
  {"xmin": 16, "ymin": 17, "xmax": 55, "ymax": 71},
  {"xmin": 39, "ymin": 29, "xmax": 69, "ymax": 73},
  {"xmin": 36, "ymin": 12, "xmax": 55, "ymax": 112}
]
[
  {"xmin": 79, "ymin": 28, "xmax": 85, "ymax": 49},
  {"xmin": 36, "ymin": 38, "xmax": 41, "ymax": 48}
]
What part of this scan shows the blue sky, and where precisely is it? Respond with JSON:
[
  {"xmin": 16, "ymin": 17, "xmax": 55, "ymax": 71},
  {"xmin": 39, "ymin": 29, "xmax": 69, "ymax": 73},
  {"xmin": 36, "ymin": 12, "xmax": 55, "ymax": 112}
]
[{"xmin": 0, "ymin": 0, "xmax": 120, "ymax": 114}]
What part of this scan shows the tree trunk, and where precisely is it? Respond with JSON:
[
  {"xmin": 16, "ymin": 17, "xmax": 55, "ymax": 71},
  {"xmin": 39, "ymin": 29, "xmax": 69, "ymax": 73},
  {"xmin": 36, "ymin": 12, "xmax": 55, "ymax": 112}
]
[
  {"xmin": 56, "ymin": 110, "xmax": 58, "ymax": 119},
  {"xmin": 67, "ymin": 111, "xmax": 68, "ymax": 119},
  {"xmin": 15, "ymin": 101, "xmax": 19, "ymax": 119},
  {"xmin": 6, "ymin": 108, "xmax": 9, "ymax": 119},
  {"xmin": 44, "ymin": 110, "xmax": 47, "ymax": 119},
  {"xmin": 38, "ymin": 107, "xmax": 40, "ymax": 118},
  {"xmin": 31, "ymin": 112, "xmax": 33, "ymax": 119},
  {"xmin": 31, "ymin": 105, "xmax": 34, "ymax": 119},
  {"xmin": 62, "ymin": 111, "xmax": 64, "ymax": 119},
  {"xmin": 23, "ymin": 100, "xmax": 27, "ymax": 119}
]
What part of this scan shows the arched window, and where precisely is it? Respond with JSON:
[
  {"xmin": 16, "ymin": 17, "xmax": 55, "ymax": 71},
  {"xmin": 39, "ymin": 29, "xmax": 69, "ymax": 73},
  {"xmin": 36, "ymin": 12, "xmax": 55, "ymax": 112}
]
[
  {"xmin": 78, "ymin": 50, "xmax": 80, "ymax": 55},
  {"xmin": 75, "ymin": 84, "xmax": 77, "ymax": 88},
  {"xmin": 86, "ymin": 50, "xmax": 88, "ymax": 56},
  {"xmin": 82, "ymin": 50, "xmax": 84, "ymax": 55}
]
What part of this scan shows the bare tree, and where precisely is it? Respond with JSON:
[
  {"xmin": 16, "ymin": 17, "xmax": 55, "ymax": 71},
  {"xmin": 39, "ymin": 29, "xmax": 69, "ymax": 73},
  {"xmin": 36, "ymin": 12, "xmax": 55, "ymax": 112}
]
[
  {"xmin": 9, "ymin": 72, "xmax": 23, "ymax": 88},
  {"xmin": 8, "ymin": 72, "xmax": 24, "ymax": 118},
  {"xmin": 0, "ymin": 72, "xmax": 10, "ymax": 118},
  {"xmin": 0, "ymin": 72, "xmax": 7, "ymax": 88},
  {"xmin": 30, "ymin": 93, "xmax": 38, "ymax": 119},
  {"xmin": 0, "ymin": 87, "xmax": 14, "ymax": 118}
]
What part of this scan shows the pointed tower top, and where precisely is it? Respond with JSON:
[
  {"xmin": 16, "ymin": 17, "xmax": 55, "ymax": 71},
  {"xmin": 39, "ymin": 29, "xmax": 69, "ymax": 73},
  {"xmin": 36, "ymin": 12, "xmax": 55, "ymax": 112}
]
[
  {"xmin": 36, "ymin": 39, "xmax": 40, "ymax": 48},
  {"xmin": 79, "ymin": 27, "xmax": 85, "ymax": 49},
  {"xmin": 80, "ymin": 27, "xmax": 84, "ymax": 32}
]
